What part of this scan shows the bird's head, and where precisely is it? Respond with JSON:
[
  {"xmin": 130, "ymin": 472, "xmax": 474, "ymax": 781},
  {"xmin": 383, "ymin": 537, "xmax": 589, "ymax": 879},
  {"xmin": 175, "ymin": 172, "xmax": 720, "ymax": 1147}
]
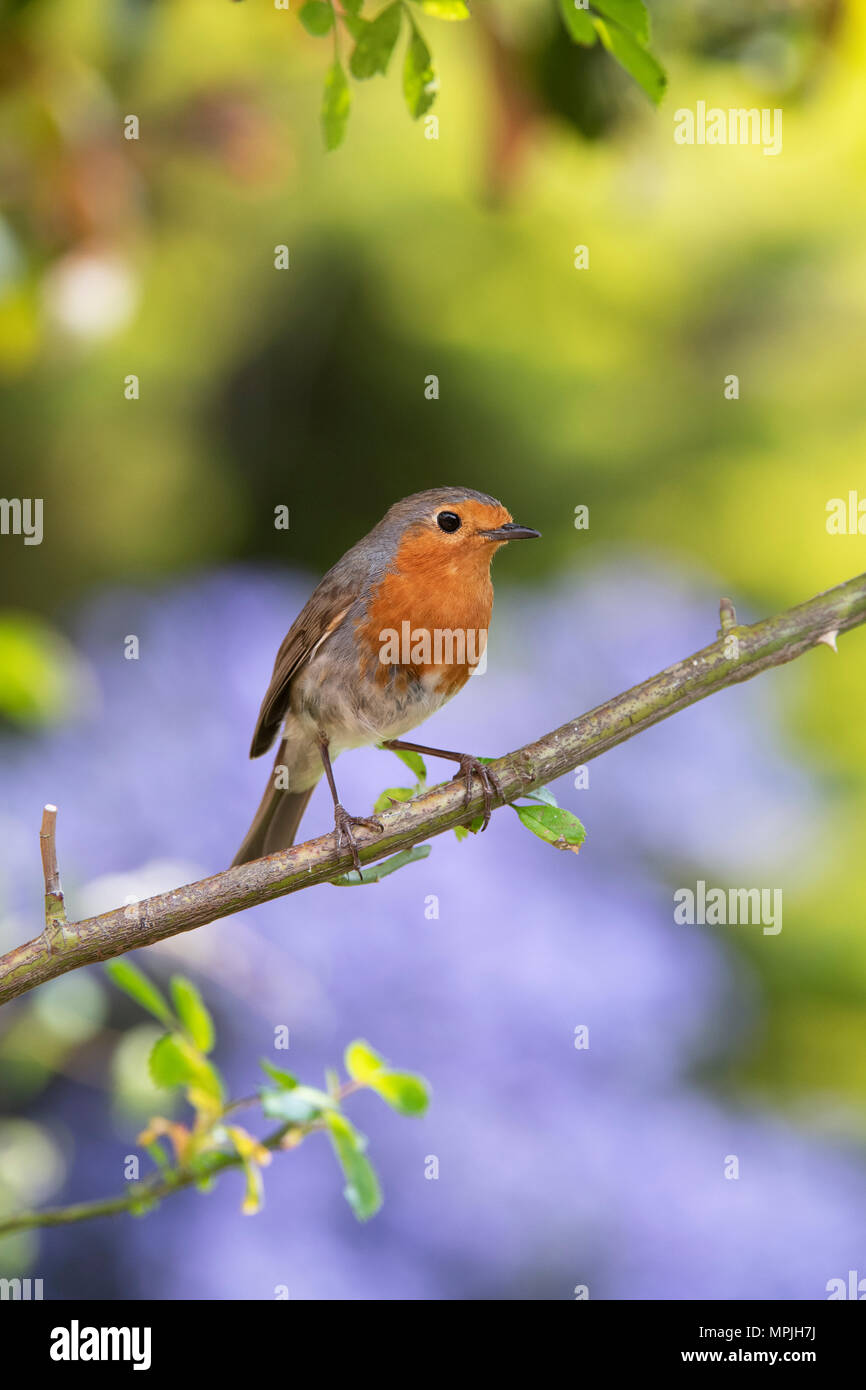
[{"xmin": 384, "ymin": 488, "xmax": 540, "ymax": 578}]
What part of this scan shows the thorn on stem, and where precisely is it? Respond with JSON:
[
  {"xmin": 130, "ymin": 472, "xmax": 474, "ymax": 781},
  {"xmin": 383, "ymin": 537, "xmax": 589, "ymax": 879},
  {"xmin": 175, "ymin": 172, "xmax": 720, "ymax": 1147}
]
[
  {"xmin": 40, "ymin": 804, "xmax": 69, "ymax": 951},
  {"xmin": 816, "ymin": 629, "xmax": 839, "ymax": 653},
  {"xmin": 718, "ymin": 597, "xmax": 737, "ymax": 635}
]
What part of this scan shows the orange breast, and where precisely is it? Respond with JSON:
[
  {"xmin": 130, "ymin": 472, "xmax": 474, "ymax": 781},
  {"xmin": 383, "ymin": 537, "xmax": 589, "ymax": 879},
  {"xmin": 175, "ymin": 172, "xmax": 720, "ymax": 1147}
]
[{"xmin": 357, "ymin": 529, "xmax": 496, "ymax": 696}]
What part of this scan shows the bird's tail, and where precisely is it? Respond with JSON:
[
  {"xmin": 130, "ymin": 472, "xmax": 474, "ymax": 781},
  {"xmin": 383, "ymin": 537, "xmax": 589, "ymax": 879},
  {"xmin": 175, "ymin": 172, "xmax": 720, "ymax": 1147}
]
[{"xmin": 232, "ymin": 740, "xmax": 317, "ymax": 867}]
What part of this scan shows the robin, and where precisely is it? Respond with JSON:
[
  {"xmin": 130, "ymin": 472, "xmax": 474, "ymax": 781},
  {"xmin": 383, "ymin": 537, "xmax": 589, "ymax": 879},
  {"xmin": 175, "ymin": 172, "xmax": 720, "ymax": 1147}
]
[{"xmin": 232, "ymin": 487, "xmax": 541, "ymax": 869}]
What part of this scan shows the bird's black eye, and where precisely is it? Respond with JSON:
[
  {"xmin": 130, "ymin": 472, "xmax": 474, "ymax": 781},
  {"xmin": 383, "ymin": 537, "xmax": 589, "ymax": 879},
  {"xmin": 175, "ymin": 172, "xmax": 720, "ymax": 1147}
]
[{"xmin": 437, "ymin": 511, "xmax": 461, "ymax": 533}]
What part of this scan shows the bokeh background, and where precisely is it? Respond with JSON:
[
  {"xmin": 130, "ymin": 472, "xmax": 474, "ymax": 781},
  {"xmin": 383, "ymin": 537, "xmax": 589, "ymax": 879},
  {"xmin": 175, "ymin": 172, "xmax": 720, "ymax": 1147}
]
[{"xmin": 1, "ymin": 0, "xmax": 865, "ymax": 1300}]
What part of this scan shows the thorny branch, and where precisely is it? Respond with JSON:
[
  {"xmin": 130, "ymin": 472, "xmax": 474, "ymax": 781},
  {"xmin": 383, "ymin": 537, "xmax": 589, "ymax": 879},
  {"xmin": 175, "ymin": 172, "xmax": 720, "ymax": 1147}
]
[{"xmin": 0, "ymin": 571, "xmax": 863, "ymax": 1010}]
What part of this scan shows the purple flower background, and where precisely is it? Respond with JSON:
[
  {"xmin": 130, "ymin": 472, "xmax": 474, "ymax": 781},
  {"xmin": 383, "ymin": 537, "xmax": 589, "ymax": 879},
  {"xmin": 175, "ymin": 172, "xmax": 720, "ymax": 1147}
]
[{"xmin": 2, "ymin": 558, "xmax": 864, "ymax": 1300}]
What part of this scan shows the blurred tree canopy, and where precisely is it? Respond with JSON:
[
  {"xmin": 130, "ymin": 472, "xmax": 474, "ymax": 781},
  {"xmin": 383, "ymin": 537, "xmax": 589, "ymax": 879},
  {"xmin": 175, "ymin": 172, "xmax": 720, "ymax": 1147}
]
[{"xmin": 0, "ymin": 0, "xmax": 848, "ymax": 607}]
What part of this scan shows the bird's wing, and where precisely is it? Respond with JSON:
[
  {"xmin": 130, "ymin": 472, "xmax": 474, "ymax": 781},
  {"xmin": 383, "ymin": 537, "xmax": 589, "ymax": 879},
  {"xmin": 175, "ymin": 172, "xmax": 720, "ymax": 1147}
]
[{"xmin": 249, "ymin": 578, "xmax": 355, "ymax": 758}]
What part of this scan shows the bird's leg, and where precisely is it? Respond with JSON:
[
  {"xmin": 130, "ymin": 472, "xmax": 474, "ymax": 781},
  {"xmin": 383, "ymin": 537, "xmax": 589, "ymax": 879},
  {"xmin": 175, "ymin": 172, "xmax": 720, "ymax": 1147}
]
[
  {"xmin": 318, "ymin": 735, "xmax": 383, "ymax": 872},
  {"xmin": 381, "ymin": 738, "xmax": 503, "ymax": 832}
]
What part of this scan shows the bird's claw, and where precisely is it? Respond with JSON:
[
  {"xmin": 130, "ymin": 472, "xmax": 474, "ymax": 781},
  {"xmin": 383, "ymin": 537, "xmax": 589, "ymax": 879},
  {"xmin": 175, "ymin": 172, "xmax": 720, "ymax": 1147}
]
[
  {"xmin": 457, "ymin": 756, "xmax": 502, "ymax": 833},
  {"xmin": 333, "ymin": 804, "xmax": 384, "ymax": 872}
]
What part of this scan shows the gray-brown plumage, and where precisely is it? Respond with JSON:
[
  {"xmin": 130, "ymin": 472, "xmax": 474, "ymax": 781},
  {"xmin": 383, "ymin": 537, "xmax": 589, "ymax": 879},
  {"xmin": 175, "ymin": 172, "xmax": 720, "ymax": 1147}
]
[{"xmin": 232, "ymin": 488, "xmax": 539, "ymax": 867}]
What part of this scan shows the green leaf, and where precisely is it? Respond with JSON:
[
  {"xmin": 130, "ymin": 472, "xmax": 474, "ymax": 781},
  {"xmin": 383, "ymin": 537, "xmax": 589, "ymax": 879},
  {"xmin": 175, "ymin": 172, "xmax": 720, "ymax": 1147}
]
[
  {"xmin": 325, "ymin": 1112, "xmax": 382, "ymax": 1221},
  {"xmin": 513, "ymin": 803, "xmax": 586, "ymax": 852},
  {"xmin": 148, "ymin": 1033, "xmax": 224, "ymax": 1104},
  {"xmin": 260, "ymin": 1084, "xmax": 336, "ymax": 1123},
  {"xmin": 558, "ymin": 0, "xmax": 597, "ymax": 45},
  {"xmin": 331, "ymin": 844, "xmax": 431, "ymax": 886},
  {"xmin": 299, "ymin": 0, "xmax": 334, "ymax": 36},
  {"xmin": 170, "ymin": 976, "xmax": 215, "ymax": 1054},
  {"xmin": 403, "ymin": 22, "xmax": 437, "ymax": 118},
  {"xmin": 148, "ymin": 1034, "xmax": 192, "ymax": 1088},
  {"xmin": 349, "ymin": 2, "xmax": 403, "ymax": 80},
  {"xmin": 344, "ymin": 1039, "xmax": 386, "ymax": 1083},
  {"xmin": 345, "ymin": 1041, "xmax": 430, "ymax": 1113},
  {"xmin": 417, "ymin": 1, "xmax": 470, "ymax": 18},
  {"xmin": 259, "ymin": 1058, "xmax": 298, "ymax": 1089},
  {"xmin": 388, "ymin": 746, "xmax": 427, "ymax": 783},
  {"xmin": 226, "ymin": 1126, "xmax": 272, "ymax": 1213},
  {"xmin": 453, "ymin": 812, "xmax": 485, "ymax": 838},
  {"xmin": 240, "ymin": 1161, "xmax": 264, "ymax": 1214},
  {"xmin": 322, "ymin": 61, "xmax": 351, "ymax": 151},
  {"xmin": 105, "ymin": 960, "xmax": 173, "ymax": 1027},
  {"xmin": 593, "ymin": 18, "xmax": 666, "ymax": 104},
  {"xmin": 340, "ymin": 0, "xmax": 365, "ymax": 38},
  {"xmin": 592, "ymin": 0, "xmax": 650, "ymax": 46},
  {"xmin": 368, "ymin": 1070, "xmax": 430, "ymax": 1115},
  {"xmin": 522, "ymin": 784, "xmax": 559, "ymax": 808},
  {"xmin": 343, "ymin": 14, "xmax": 367, "ymax": 40}
]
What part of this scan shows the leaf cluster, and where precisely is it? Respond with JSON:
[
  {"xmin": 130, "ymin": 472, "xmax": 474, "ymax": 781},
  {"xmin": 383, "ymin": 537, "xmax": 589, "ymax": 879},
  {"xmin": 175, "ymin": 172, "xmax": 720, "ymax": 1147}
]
[
  {"xmin": 295, "ymin": 1, "xmax": 665, "ymax": 151},
  {"xmin": 105, "ymin": 960, "xmax": 430, "ymax": 1221}
]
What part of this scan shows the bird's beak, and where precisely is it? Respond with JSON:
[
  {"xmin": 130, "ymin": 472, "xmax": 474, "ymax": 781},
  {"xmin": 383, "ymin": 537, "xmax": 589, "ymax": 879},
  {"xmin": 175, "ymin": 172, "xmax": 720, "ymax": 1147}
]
[{"xmin": 479, "ymin": 522, "xmax": 542, "ymax": 542}]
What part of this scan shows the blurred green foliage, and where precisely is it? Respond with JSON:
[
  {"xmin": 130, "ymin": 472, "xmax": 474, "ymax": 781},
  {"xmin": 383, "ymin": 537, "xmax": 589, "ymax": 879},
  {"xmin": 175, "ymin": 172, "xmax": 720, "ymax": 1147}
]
[{"xmin": 0, "ymin": 611, "xmax": 91, "ymax": 725}]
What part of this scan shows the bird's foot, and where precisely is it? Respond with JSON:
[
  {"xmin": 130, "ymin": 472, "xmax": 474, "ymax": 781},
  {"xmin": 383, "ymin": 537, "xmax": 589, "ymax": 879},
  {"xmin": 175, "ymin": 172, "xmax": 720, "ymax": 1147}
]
[
  {"xmin": 333, "ymin": 804, "xmax": 384, "ymax": 872},
  {"xmin": 456, "ymin": 756, "xmax": 503, "ymax": 832}
]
